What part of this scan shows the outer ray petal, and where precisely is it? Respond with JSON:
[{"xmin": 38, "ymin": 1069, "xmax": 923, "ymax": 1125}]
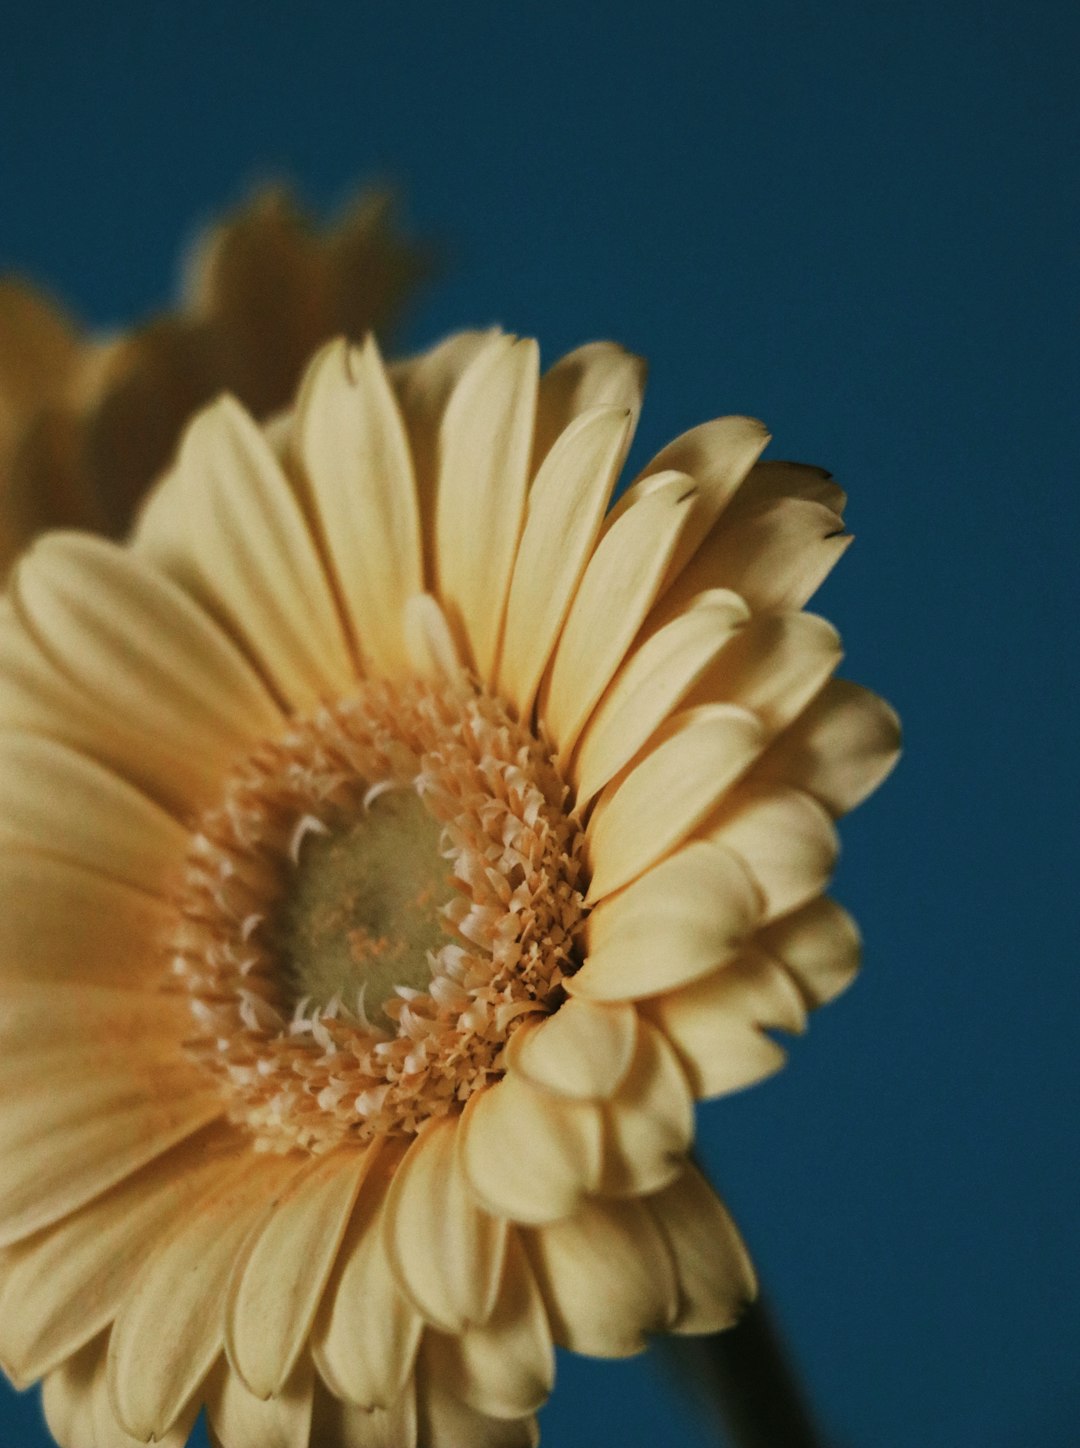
[
  {"xmin": 43, "ymin": 1336, "xmax": 196, "ymax": 1448},
  {"xmin": 702, "ymin": 785, "xmax": 839, "ymax": 921},
  {"xmin": 417, "ymin": 1344, "xmax": 540, "ymax": 1448},
  {"xmin": 573, "ymin": 839, "xmax": 761, "ymax": 1001},
  {"xmin": 310, "ymin": 1376, "xmax": 419, "ymax": 1448},
  {"xmin": 737, "ymin": 458, "xmax": 847, "ymax": 514},
  {"xmin": 226, "ymin": 1147, "xmax": 374, "ymax": 1398},
  {"xmin": 384, "ymin": 1116, "xmax": 508, "ymax": 1330},
  {"xmin": 505, "ymin": 997, "xmax": 638, "ymax": 1100},
  {"xmin": 0, "ymin": 982, "xmax": 188, "ymax": 1055},
  {"xmin": 585, "ymin": 704, "xmax": 764, "ymax": 902},
  {"xmin": 529, "ymin": 340, "xmax": 645, "ymax": 475},
  {"xmin": 600, "ymin": 1019, "xmax": 694, "ymax": 1195},
  {"xmin": 207, "ymin": 1356, "xmax": 314, "ymax": 1448},
  {"xmin": 293, "ymin": 337, "xmax": 422, "ymax": 676},
  {"xmin": 757, "ymin": 896, "xmax": 862, "ymax": 1007},
  {"xmin": 647, "ymin": 1163, "xmax": 757, "ymax": 1334}
]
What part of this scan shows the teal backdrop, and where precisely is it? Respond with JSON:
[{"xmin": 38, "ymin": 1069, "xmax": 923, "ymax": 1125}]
[{"xmin": 1, "ymin": 3, "xmax": 1076, "ymax": 1446}]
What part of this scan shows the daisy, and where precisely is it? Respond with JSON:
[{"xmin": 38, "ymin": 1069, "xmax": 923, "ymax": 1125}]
[{"xmin": 0, "ymin": 329, "xmax": 898, "ymax": 1446}]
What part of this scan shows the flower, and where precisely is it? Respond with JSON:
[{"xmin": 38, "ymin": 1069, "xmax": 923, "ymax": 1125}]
[
  {"xmin": 0, "ymin": 185, "xmax": 428, "ymax": 577},
  {"xmin": 0, "ymin": 329, "xmax": 899, "ymax": 1447}
]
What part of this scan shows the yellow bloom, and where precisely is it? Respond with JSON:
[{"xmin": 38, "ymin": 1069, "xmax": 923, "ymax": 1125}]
[
  {"xmin": 0, "ymin": 329, "xmax": 898, "ymax": 1447},
  {"xmin": 0, "ymin": 186, "xmax": 427, "ymax": 576}
]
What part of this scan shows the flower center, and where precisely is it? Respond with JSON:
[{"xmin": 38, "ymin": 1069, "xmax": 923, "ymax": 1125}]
[{"xmin": 170, "ymin": 675, "xmax": 588, "ymax": 1153}]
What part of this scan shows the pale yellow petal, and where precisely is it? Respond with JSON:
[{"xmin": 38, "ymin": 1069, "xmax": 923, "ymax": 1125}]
[
  {"xmin": 573, "ymin": 839, "xmax": 761, "ymax": 1001},
  {"xmin": 542, "ymin": 471, "xmax": 698, "ymax": 759},
  {"xmin": 570, "ymin": 590, "xmax": 750, "ymax": 804},
  {"xmin": 702, "ymin": 786, "xmax": 838, "ymax": 921},
  {"xmin": 384, "ymin": 1116, "xmax": 508, "ymax": 1330},
  {"xmin": 757, "ymin": 896, "xmax": 862, "ymax": 1007},
  {"xmin": 43, "ymin": 1336, "xmax": 195, "ymax": 1448},
  {"xmin": 647, "ymin": 1162, "xmax": 757, "ymax": 1333},
  {"xmin": 434, "ymin": 335, "xmax": 539, "ymax": 681},
  {"xmin": 600, "ymin": 1018, "xmax": 694, "ymax": 1195},
  {"xmin": 505, "ymin": 997, "xmax": 638, "ymax": 1100},
  {"xmin": 424, "ymin": 1233, "xmax": 554, "ymax": 1420},
  {"xmin": 227, "ymin": 1147, "xmax": 374, "ymax": 1398},
  {"xmin": 309, "ymin": 1376, "xmax": 418, "ymax": 1448},
  {"xmin": 529, "ymin": 340, "xmax": 645, "ymax": 474},
  {"xmin": 525, "ymin": 1196, "xmax": 678, "ymax": 1356},
  {"xmin": 736, "ymin": 458, "xmax": 847, "ymax": 514},
  {"xmin": 459, "ymin": 1073, "xmax": 603, "ymax": 1225},
  {"xmin": 135, "ymin": 394, "xmax": 355, "ymax": 708},
  {"xmin": 292, "ymin": 336, "xmax": 422, "ymax": 676},
  {"xmin": 750, "ymin": 678, "xmax": 902, "ymax": 817},
  {"xmin": 585, "ymin": 705, "xmax": 764, "ymax": 902},
  {"xmin": 499, "ymin": 404, "xmax": 633, "ymax": 717},
  {"xmin": 0, "ymin": 982, "xmax": 188, "ymax": 1055},
  {"xmin": 207, "ymin": 1356, "xmax": 314, "ymax": 1448},
  {"xmin": 402, "ymin": 592, "xmax": 463, "ymax": 682}
]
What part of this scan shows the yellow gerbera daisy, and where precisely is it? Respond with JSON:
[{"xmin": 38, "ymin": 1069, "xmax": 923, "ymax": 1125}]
[
  {"xmin": 0, "ymin": 328, "xmax": 899, "ymax": 1447},
  {"xmin": 0, "ymin": 185, "xmax": 427, "ymax": 577}
]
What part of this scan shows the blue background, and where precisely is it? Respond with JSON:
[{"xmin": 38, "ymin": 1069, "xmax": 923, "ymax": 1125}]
[{"xmin": 1, "ymin": 3, "xmax": 1077, "ymax": 1446}]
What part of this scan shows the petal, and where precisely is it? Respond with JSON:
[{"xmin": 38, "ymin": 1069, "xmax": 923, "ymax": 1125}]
[
  {"xmin": 585, "ymin": 705, "xmax": 764, "ymax": 903},
  {"xmin": 313, "ymin": 1147, "xmax": 422, "ymax": 1410},
  {"xmin": 384, "ymin": 1116, "xmax": 508, "ymax": 1330},
  {"xmin": 0, "ymin": 1124, "xmax": 240, "ymax": 1384},
  {"xmin": 227, "ymin": 1147, "xmax": 374, "ymax": 1398},
  {"xmin": 751, "ymin": 678, "xmax": 902, "ymax": 817},
  {"xmin": 0, "ymin": 279, "xmax": 77, "ymax": 413},
  {"xmin": 292, "ymin": 337, "xmax": 423, "ymax": 676},
  {"xmin": 423, "ymin": 1233, "xmax": 554, "ymax": 1420},
  {"xmin": 541, "ymin": 471, "xmax": 698, "ymax": 759},
  {"xmin": 505, "ymin": 997, "xmax": 638, "ymax": 1100},
  {"xmin": 135, "ymin": 395, "xmax": 355, "ymax": 709},
  {"xmin": 702, "ymin": 786, "xmax": 839, "ymax": 921},
  {"xmin": 459, "ymin": 1074, "xmax": 603, "ymax": 1225},
  {"xmin": 756, "ymin": 896, "xmax": 862, "ymax": 1008},
  {"xmin": 499, "ymin": 404, "xmax": 633, "ymax": 718},
  {"xmin": 0, "ymin": 982, "xmax": 188, "ymax": 1055},
  {"xmin": 647, "ymin": 1162, "xmax": 757, "ymax": 1334},
  {"xmin": 529, "ymin": 340, "xmax": 644, "ymax": 475},
  {"xmin": 402, "ymin": 592, "xmax": 464, "ymax": 683},
  {"xmin": 573, "ymin": 840, "xmax": 761, "ymax": 1002},
  {"xmin": 570, "ymin": 590, "xmax": 750, "ymax": 804},
  {"xmin": 525, "ymin": 1196, "xmax": 678, "ymax": 1356},
  {"xmin": 42, "ymin": 1336, "xmax": 196, "ymax": 1448},
  {"xmin": 310, "ymin": 1376, "xmax": 418, "ymax": 1448},
  {"xmin": 736, "ymin": 458, "xmax": 847, "ymax": 515},
  {"xmin": 108, "ymin": 1152, "xmax": 299, "ymax": 1442},
  {"xmin": 207, "ymin": 1356, "xmax": 314, "ymax": 1448},
  {"xmin": 417, "ymin": 1351, "xmax": 540, "ymax": 1448},
  {"xmin": 600, "ymin": 1018, "xmax": 694, "ymax": 1196},
  {"xmin": 434, "ymin": 335, "xmax": 539, "ymax": 680}
]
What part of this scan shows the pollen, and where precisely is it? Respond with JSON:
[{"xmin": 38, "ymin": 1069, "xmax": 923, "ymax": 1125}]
[{"xmin": 170, "ymin": 674, "xmax": 589, "ymax": 1153}]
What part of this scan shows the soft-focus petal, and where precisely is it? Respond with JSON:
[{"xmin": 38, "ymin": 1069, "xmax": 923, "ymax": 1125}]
[
  {"xmin": 600, "ymin": 1018, "xmax": 694, "ymax": 1195},
  {"xmin": 506, "ymin": 997, "xmax": 638, "ymax": 1100},
  {"xmin": 702, "ymin": 785, "xmax": 839, "ymax": 921},
  {"xmin": 757, "ymin": 896, "xmax": 862, "ymax": 1007},
  {"xmin": 647, "ymin": 1162, "xmax": 757, "ymax": 1333},
  {"xmin": 310, "ymin": 1375, "xmax": 419, "ymax": 1448},
  {"xmin": 207, "ymin": 1355, "xmax": 314, "ymax": 1448}
]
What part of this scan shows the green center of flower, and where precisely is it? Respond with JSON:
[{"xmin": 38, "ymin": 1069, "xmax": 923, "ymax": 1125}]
[{"xmin": 271, "ymin": 787, "xmax": 451, "ymax": 1031}]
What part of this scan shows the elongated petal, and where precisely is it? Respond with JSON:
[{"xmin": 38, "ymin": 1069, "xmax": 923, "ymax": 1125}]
[
  {"xmin": 293, "ymin": 337, "xmax": 422, "ymax": 675},
  {"xmin": 435, "ymin": 335, "xmax": 539, "ymax": 680},
  {"xmin": 505, "ymin": 998, "xmax": 638, "ymax": 1100},
  {"xmin": 600, "ymin": 1019, "xmax": 694, "ymax": 1195},
  {"xmin": 227, "ymin": 1148, "xmax": 373, "ymax": 1398},
  {"xmin": 647, "ymin": 1163, "xmax": 757, "ymax": 1333},
  {"xmin": 757, "ymin": 896, "xmax": 861, "ymax": 1007},
  {"xmin": 525, "ymin": 1196, "xmax": 678, "ymax": 1356},
  {"xmin": 530, "ymin": 340, "xmax": 644, "ymax": 474},
  {"xmin": 459, "ymin": 1074, "xmax": 603, "ymax": 1225},
  {"xmin": 585, "ymin": 705, "xmax": 764, "ymax": 902},
  {"xmin": 43, "ymin": 1336, "xmax": 196, "ymax": 1448},
  {"xmin": 736, "ymin": 458, "xmax": 847, "ymax": 515},
  {"xmin": 417, "ymin": 1349, "xmax": 540, "ymax": 1448},
  {"xmin": 499, "ymin": 404, "xmax": 632, "ymax": 717},
  {"xmin": 310, "ymin": 1377, "xmax": 418, "ymax": 1448},
  {"xmin": 207, "ymin": 1357, "xmax": 314, "ymax": 1448},
  {"xmin": 136, "ymin": 394, "xmax": 355, "ymax": 708},
  {"xmin": 384, "ymin": 1117, "xmax": 508, "ymax": 1330},
  {"xmin": 571, "ymin": 591, "xmax": 750, "ymax": 803},
  {"xmin": 403, "ymin": 592, "xmax": 462, "ymax": 682},
  {"xmin": 0, "ymin": 982, "xmax": 188, "ymax": 1055},
  {"xmin": 574, "ymin": 840, "xmax": 761, "ymax": 1001},
  {"xmin": 542, "ymin": 471, "xmax": 697, "ymax": 759},
  {"xmin": 703, "ymin": 786, "xmax": 838, "ymax": 921}
]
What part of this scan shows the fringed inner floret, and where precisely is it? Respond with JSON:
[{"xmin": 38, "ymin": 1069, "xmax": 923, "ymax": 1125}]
[{"xmin": 171, "ymin": 676, "xmax": 588, "ymax": 1154}]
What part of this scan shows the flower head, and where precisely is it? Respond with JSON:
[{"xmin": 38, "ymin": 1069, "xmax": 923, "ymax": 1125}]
[{"xmin": 0, "ymin": 329, "xmax": 899, "ymax": 1446}]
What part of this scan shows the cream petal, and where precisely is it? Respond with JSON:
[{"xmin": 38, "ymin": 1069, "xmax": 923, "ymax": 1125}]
[
  {"xmin": 0, "ymin": 982, "xmax": 188, "ymax": 1055},
  {"xmin": 529, "ymin": 340, "xmax": 644, "ymax": 475},
  {"xmin": 0, "ymin": 1123, "xmax": 240, "ymax": 1385},
  {"xmin": 384, "ymin": 1116, "xmax": 508, "ymax": 1330},
  {"xmin": 751, "ymin": 678, "xmax": 902, "ymax": 817},
  {"xmin": 756, "ymin": 896, "xmax": 862, "ymax": 1008},
  {"xmin": 43, "ymin": 1336, "xmax": 195, "ymax": 1448},
  {"xmin": 525, "ymin": 1196, "xmax": 678, "ymax": 1357},
  {"xmin": 0, "ymin": 852, "xmax": 172, "ymax": 986},
  {"xmin": 570, "ymin": 591, "xmax": 750, "ymax": 804},
  {"xmin": 505, "ymin": 997, "xmax": 638, "ymax": 1100},
  {"xmin": 207, "ymin": 1356, "xmax": 314, "ymax": 1448},
  {"xmin": 433, "ymin": 335, "xmax": 539, "ymax": 681},
  {"xmin": 541, "ymin": 471, "xmax": 698, "ymax": 760},
  {"xmin": 459, "ymin": 1073, "xmax": 603, "ymax": 1225},
  {"xmin": 600, "ymin": 1018, "xmax": 694, "ymax": 1196},
  {"xmin": 10, "ymin": 532, "xmax": 281, "ymax": 809},
  {"xmin": 309, "ymin": 1376, "xmax": 418, "ymax": 1448},
  {"xmin": 499, "ymin": 404, "xmax": 633, "ymax": 718},
  {"xmin": 292, "ymin": 337, "xmax": 422, "ymax": 676},
  {"xmin": 0, "ymin": 1067, "xmax": 223, "ymax": 1248},
  {"xmin": 135, "ymin": 394, "xmax": 355, "ymax": 709},
  {"xmin": 647, "ymin": 1162, "xmax": 757, "ymax": 1334},
  {"xmin": 227, "ymin": 1147, "xmax": 374, "ymax": 1398},
  {"xmin": 585, "ymin": 705, "xmax": 765, "ymax": 903},
  {"xmin": 0, "ymin": 731, "xmax": 187, "ymax": 891},
  {"xmin": 108, "ymin": 1153, "xmax": 299, "ymax": 1442},
  {"xmin": 424, "ymin": 1233, "xmax": 554, "ymax": 1420},
  {"xmin": 402, "ymin": 592, "xmax": 463, "ymax": 682},
  {"xmin": 313, "ymin": 1148, "xmax": 422, "ymax": 1410},
  {"xmin": 702, "ymin": 786, "xmax": 839, "ymax": 921},
  {"xmin": 574, "ymin": 839, "xmax": 761, "ymax": 1001},
  {"xmin": 735, "ymin": 458, "xmax": 847, "ymax": 515},
  {"xmin": 643, "ymin": 947, "xmax": 807, "ymax": 1099}
]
